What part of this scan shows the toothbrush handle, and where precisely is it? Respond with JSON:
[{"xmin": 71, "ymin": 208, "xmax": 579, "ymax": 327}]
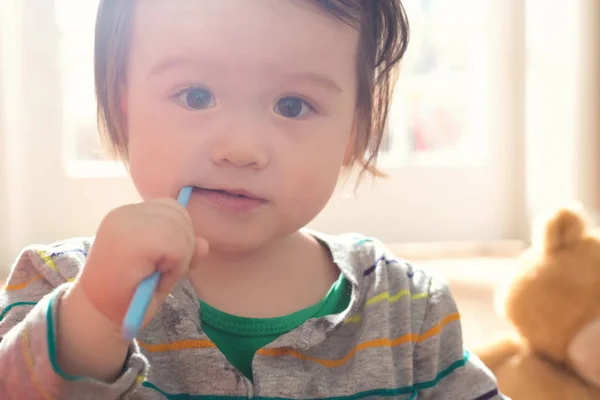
[
  {"xmin": 122, "ymin": 271, "xmax": 160, "ymax": 341},
  {"xmin": 121, "ymin": 185, "xmax": 194, "ymax": 340}
]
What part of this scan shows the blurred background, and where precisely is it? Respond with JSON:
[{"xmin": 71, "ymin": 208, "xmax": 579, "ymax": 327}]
[{"xmin": 1, "ymin": 0, "xmax": 599, "ymax": 346}]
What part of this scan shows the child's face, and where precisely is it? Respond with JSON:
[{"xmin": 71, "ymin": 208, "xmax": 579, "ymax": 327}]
[{"xmin": 125, "ymin": 0, "xmax": 359, "ymax": 252}]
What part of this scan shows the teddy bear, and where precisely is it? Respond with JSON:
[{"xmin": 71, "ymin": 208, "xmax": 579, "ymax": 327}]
[{"xmin": 473, "ymin": 205, "xmax": 600, "ymax": 400}]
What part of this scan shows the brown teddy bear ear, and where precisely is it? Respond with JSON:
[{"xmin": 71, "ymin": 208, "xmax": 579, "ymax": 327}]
[{"xmin": 539, "ymin": 205, "xmax": 587, "ymax": 252}]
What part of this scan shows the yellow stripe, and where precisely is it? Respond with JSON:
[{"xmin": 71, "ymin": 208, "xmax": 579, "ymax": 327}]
[
  {"xmin": 21, "ymin": 325, "xmax": 56, "ymax": 400},
  {"xmin": 345, "ymin": 290, "xmax": 429, "ymax": 324},
  {"xmin": 365, "ymin": 289, "xmax": 410, "ymax": 306},
  {"xmin": 257, "ymin": 312, "xmax": 461, "ymax": 367},
  {"xmin": 4, "ymin": 275, "xmax": 44, "ymax": 291},
  {"xmin": 345, "ymin": 315, "xmax": 362, "ymax": 324},
  {"xmin": 36, "ymin": 250, "xmax": 57, "ymax": 271},
  {"xmin": 136, "ymin": 374, "xmax": 146, "ymax": 385}
]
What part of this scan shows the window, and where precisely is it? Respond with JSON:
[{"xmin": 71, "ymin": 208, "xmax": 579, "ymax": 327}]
[
  {"xmin": 0, "ymin": 0, "xmax": 526, "ymax": 266},
  {"xmin": 382, "ymin": 0, "xmax": 488, "ymax": 166},
  {"xmin": 58, "ymin": 0, "xmax": 490, "ymax": 175},
  {"xmin": 56, "ymin": 0, "xmax": 118, "ymax": 176}
]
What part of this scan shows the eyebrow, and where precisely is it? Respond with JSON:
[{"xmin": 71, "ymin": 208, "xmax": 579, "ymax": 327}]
[
  {"xmin": 286, "ymin": 72, "xmax": 344, "ymax": 93},
  {"xmin": 149, "ymin": 57, "xmax": 225, "ymax": 77},
  {"xmin": 149, "ymin": 57, "xmax": 343, "ymax": 93}
]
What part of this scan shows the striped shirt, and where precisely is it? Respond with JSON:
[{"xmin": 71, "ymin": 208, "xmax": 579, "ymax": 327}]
[{"xmin": 0, "ymin": 231, "xmax": 507, "ymax": 399}]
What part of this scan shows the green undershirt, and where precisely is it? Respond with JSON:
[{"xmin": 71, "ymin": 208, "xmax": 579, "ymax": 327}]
[{"xmin": 199, "ymin": 273, "xmax": 351, "ymax": 382}]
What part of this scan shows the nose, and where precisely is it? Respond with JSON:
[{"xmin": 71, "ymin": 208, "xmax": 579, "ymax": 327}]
[{"xmin": 210, "ymin": 120, "xmax": 269, "ymax": 170}]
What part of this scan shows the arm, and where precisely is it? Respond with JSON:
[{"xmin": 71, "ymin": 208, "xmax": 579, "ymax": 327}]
[
  {"xmin": 412, "ymin": 276, "xmax": 509, "ymax": 400},
  {"xmin": 0, "ymin": 245, "xmax": 148, "ymax": 400},
  {"xmin": 472, "ymin": 335, "xmax": 521, "ymax": 372}
]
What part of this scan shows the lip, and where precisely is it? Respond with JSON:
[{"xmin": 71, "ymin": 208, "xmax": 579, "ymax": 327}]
[
  {"xmin": 192, "ymin": 186, "xmax": 267, "ymax": 212},
  {"xmin": 204, "ymin": 187, "xmax": 263, "ymax": 200}
]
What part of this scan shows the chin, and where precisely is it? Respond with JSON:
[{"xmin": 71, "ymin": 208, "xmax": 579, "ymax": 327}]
[
  {"xmin": 200, "ymin": 224, "xmax": 303, "ymax": 257},
  {"xmin": 205, "ymin": 235, "xmax": 271, "ymax": 256},
  {"xmin": 188, "ymin": 206, "xmax": 314, "ymax": 256}
]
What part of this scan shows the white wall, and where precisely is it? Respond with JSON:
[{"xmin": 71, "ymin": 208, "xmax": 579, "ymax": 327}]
[
  {"xmin": 0, "ymin": 16, "xmax": 5, "ymax": 269},
  {"xmin": 0, "ymin": 0, "xmax": 139, "ymax": 271},
  {"xmin": 576, "ymin": 0, "xmax": 600, "ymax": 220},
  {"xmin": 525, "ymin": 0, "xmax": 600, "ymax": 226},
  {"xmin": 0, "ymin": 69, "xmax": 7, "ymax": 270},
  {"xmin": 1, "ymin": 0, "xmax": 531, "ymax": 273},
  {"xmin": 0, "ymin": 0, "xmax": 23, "ymax": 270},
  {"xmin": 1, "ymin": 0, "xmax": 598, "ymax": 270}
]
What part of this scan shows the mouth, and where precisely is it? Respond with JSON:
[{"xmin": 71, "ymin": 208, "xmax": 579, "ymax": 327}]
[
  {"xmin": 192, "ymin": 186, "xmax": 267, "ymax": 212},
  {"xmin": 194, "ymin": 187, "xmax": 265, "ymax": 201}
]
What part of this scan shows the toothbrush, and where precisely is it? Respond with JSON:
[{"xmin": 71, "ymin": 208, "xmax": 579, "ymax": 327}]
[{"xmin": 121, "ymin": 185, "xmax": 194, "ymax": 341}]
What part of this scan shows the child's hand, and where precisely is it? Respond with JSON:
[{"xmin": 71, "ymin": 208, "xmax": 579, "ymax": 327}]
[
  {"xmin": 78, "ymin": 198, "xmax": 207, "ymax": 329},
  {"xmin": 57, "ymin": 198, "xmax": 208, "ymax": 381}
]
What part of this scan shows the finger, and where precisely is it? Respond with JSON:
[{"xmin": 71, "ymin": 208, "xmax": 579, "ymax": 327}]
[
  {"xmin": 149, "ymin": 200, "xmax": 196, "ymax": 250},
  {"xmin": 143, "ymin": 295, "xmax": 163, "ymax": 328},
  {"xmin": 135, "ymin": 206, "xmax": 194, "ymax": 258},
  {"xmin": 138, "ymin": 200, "xmax": 193, "ymax": 240},
  {"xmin": 154, "ymin": 268, "xmax": 183, "ymax": 301},
  {"xmin": 190, "ymin": 237, "xmax": 210, "ymax": 270},
  {"xmin": 151, "ymin": 198, "xmax": 194, "ymax": 227}
]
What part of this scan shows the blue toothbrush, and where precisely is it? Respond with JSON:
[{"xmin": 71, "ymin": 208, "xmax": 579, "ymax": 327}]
[{"xmin": 121, "ymin": 186, "xmax": 194, "ymax": 341}]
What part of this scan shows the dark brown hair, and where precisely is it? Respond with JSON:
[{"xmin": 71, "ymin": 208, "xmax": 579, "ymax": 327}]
[{"xmin": 94, "ymin": 1, "xmax": 409, "ymax": 178}]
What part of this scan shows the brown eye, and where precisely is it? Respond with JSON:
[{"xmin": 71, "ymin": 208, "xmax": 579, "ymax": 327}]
[
  {"xmin": 274, "ymin": 96, "xmax": 313, "ymax": 119},
  {"xmin": 176, "ymin": 87, "xmax": 215, "ymax": 110}
]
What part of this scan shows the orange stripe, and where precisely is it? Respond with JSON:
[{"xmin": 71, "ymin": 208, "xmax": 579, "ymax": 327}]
[
  {"xmin": 21, "ymin": 325, "xmax": 55, "ymax": 400},
  {"xmin": 418, "ymin": 313, "xmax": 461, "ymax": 342},
  {"xmin": 136, "ymin": 312, "xmax": 460, "ymax": 368},
  {"xmin": 4, "ymin": 275, "xmax": 44, "ymax": 291},
  {"xmin": 137, "ymin": 339, "xmax": 216, "ymax": 352},
  {"xmin": 257, "ymin": 334, "xmax": 419, "ymax": 368},
  {"xmin": 258, "ymin": 312, "xmax": 461, "ymax": 368}
]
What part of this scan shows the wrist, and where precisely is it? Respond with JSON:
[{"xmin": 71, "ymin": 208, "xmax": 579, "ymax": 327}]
[
  {"xmin": 56, "ymin": 283, "xmax": 130, "ymax": 381},
  {"xmin": 77, "ymin": 264, "xmax": 132, "ymax": 327},
  {"xmin": 65, "ymin": 283, "xmax": 127, "ymax": 340}
]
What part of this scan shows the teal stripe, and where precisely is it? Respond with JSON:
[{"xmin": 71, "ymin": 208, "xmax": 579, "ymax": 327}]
[
  {"xmin": 142, "ymin": 352, "xmax": 469, "ymax": 400},
  {"xmin": 1, "ymin": 296, "xmax": 83, "ymax": 382},
  {"xmin": 46, "ymin": 290, "xmax": 83, "ymax": 381},
  {"xmin": 415, "ymin": 351, "xmax": 469, "ymax": 390},
  {"xmin": 354, "ymin": 237, "xmax": 375, "ymax": 246},
  {"xmin": 0, "ymin": 301, "xmax": 38, "ymax": 322},
  {"xmin": 142, "ymin": 382, "xmax": 249, "ymax": 399}
]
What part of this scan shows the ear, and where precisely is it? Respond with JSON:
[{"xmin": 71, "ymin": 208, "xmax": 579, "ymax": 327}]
[
  {"xmin": 535, "ymin": 204, "xmax": 587, "ymax": 253},
  {"xmin": 343, "ymin": 118, "xmax": 358, "ymax": 166},
  {"xmin": 568, "ymin": 318, "xmax": 600, "ymax": 387}
]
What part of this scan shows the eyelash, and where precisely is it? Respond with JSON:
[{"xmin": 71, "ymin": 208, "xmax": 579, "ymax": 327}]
[
  {"xmin": 173, "ymin": 86, "xmax": 215, "ymax": 110},
  {"xmin": 274, "ymin": 96, "xmax": 317, "ymax": 119},
  {"xmin": 171, "ymin": 86, "xmax": 319, "ymax": 118}
]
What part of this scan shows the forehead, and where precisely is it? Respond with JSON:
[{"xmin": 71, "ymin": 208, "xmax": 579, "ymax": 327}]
[{"xmin": 129, "ymin": 0, "xmax": 359, "ymax": 78}]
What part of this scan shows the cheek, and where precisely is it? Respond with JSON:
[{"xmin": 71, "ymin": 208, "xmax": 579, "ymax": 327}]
[
  {"xmin": 280, "ymin": 163, "xmax": 340, "ymax": 228},
  {"xmin": 128, "ymin": 137, "xmax": 169, "ymax": 200},
  {"xmin": 278, "ymin": 135, "xmax": 347, "ymax": 217},
  {"xmin": 126, "ymin": 118, "xmax": 184, "ymax": 200}
]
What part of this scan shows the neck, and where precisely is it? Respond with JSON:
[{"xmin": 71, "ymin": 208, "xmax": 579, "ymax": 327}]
[
  {"xmin": 188, "ymin": 231, "xmax": 340, "ymax": 317},
  {"xmin": 199, "ymin": 232, "xmax": 302, "ymax": 275}
]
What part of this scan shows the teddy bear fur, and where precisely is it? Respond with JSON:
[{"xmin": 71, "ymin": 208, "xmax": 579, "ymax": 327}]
[{"xmin": 474, "ymin": 205, "xmax": 600, "ymax": 400}]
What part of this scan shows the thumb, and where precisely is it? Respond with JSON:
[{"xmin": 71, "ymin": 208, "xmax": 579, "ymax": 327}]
[
  {"xmin": 190, "ymin": 237, "xmax": 210, "ymax": 269},
  {"xmin": 154, "ymin": 238, "xmax": 207, "ymax": 304}
]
